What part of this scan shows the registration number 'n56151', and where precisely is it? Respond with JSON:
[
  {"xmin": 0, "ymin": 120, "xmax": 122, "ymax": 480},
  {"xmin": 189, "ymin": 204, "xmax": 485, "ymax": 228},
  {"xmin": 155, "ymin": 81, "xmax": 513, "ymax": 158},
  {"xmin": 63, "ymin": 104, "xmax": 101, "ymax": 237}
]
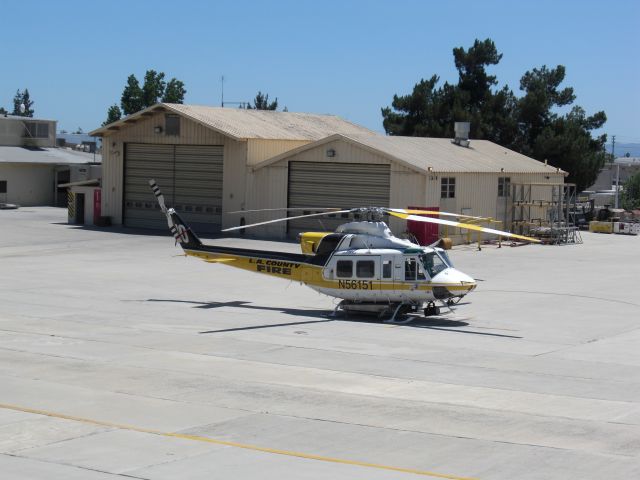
[{"xmin": 338, "ymin": 280, "xmax": 373, "ymax": 290}]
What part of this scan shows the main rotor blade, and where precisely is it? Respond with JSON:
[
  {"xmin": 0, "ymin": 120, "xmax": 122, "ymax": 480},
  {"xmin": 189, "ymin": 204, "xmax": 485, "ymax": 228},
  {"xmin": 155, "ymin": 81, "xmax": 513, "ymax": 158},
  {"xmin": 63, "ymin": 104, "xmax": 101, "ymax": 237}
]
[
  {"xmin": 222, "ymin": 209, "xmax": 353, "ymax": 232},
  {"xmin": 387, "ymin": 211, "xmax": 541, "ymax": 243},
  {"xmin": 387, "ymin": 208, "xmax": 484, "ymax": 220},
  {"xmin": 227, "ymin": 207, "xmax": 343, "ymax": 214}
]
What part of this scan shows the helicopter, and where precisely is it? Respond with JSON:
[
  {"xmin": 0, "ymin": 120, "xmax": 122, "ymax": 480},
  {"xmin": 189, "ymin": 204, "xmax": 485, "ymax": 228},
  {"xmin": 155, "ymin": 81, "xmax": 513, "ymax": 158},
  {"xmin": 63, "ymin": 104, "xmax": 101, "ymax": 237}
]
[{"xmin": 149, "ymin": 180, "xmax": 539, "ymax": 321}]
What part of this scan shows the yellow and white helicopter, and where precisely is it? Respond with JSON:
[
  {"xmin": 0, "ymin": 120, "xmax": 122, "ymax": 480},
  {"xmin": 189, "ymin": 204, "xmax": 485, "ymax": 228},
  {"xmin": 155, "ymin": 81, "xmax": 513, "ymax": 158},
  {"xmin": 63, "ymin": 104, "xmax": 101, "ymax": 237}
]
[{"xmin": 149, "ymin": 180, "xmax": 539, "ymax": 320}]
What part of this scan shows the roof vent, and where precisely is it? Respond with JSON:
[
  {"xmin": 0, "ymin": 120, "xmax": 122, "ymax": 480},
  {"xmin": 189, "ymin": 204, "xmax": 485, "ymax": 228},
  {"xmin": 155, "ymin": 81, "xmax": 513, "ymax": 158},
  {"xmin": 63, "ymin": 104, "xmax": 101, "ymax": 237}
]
[{"xmin": 452, "ymin": 122, "xmax": 470, "ymax": 148}]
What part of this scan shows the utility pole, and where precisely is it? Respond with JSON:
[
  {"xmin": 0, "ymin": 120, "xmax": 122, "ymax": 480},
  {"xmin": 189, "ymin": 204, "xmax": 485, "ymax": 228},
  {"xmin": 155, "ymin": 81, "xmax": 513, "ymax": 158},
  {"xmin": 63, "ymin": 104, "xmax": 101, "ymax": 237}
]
[
  {"xmin": 612, "ymin": 135, "xmax": 620, "ymax": 208},
  {"xmin": 611, "ymin": 135, "xmax": 616, "ymax": 162},
  {"xmin": 221, "ymin": 75, "xmax": 224, "ymax": 107}
]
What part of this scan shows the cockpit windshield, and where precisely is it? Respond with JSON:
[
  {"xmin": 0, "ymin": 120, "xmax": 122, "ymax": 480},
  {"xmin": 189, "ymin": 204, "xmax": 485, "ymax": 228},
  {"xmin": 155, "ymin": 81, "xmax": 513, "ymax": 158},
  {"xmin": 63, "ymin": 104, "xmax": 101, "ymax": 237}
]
[
  {"xmin": 420, "ymin": 251, "xmax": 450, "ymax": 278},
  {"xmin": 437, "ymin": 249, "xmax": 453, "ymax": 268}
]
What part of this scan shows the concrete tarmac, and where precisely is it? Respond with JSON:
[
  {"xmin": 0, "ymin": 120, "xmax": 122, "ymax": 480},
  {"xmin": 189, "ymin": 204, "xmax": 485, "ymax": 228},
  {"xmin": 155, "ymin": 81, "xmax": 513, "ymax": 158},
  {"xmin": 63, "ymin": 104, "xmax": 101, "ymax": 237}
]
[{"xmin": 1, "ymin": 207, "xmax": 639, "ymax": 479}]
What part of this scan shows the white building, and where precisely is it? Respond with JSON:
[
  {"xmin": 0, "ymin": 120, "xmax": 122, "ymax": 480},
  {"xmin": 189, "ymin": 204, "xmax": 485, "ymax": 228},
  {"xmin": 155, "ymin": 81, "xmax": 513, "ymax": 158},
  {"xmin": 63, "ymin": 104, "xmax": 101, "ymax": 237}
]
[{"xmin": 0, "ymin": 114, "xmax": 100, "ymax": 207}]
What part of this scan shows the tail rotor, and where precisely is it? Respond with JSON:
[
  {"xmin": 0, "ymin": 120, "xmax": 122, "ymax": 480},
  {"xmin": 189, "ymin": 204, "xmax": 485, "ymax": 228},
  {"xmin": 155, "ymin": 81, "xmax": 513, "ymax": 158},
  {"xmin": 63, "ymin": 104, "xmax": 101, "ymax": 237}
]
[{"xmin": 148, "ymin": 179, "xmax": 202, "ymax": 248}]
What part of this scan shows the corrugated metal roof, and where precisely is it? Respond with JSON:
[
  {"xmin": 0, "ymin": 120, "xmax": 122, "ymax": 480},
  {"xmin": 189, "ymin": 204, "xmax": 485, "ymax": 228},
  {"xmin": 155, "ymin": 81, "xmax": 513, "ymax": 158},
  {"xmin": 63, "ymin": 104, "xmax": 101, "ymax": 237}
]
[
  {"xmin": 89, "ymin": 103, "xmax": 374, "ymax": 140},
  {"xmin": 1, "ymin": 114, "xmax": 57, "ymax": 123},
  {"xmin": 0, "ymin": 146, "xmax": 101, "ymax": 165},
  {"xmin": 344, "ymin": 134, "xmax": 564, "ymax": 174},
  {"xmin": 255, "ymin": 133, "xmax": 565, "ymax": 175}
]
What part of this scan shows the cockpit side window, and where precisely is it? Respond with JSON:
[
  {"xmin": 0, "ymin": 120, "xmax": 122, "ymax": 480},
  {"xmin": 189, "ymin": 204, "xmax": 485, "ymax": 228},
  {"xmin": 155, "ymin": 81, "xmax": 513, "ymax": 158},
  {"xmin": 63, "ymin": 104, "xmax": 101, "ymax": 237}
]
[
  {"xmin": 417, "ymin": 262, "xmax": 426, "ymax": 280},
  {"xmin": 421, "ymin": 252, "xmax": 448, "ymax": 278}
]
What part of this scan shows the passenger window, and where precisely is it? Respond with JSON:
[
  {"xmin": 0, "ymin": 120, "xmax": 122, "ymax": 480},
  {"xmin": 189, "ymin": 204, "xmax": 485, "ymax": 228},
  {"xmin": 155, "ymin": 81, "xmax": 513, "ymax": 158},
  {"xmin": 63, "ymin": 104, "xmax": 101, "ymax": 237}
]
[
  {"xmin": 356, "ymin": 260, "xmax": 375, "ymax": 278},
  {"xmin": 404, "ymin": 258, "xmax": 417, "ymax": 280},
  {"xmin": 382, "ymin": 260, "xmax": 392, "ymax": 279},
  {"xmin": 336, "ymin": 260, "xmax": 353, "ymax": 278}
]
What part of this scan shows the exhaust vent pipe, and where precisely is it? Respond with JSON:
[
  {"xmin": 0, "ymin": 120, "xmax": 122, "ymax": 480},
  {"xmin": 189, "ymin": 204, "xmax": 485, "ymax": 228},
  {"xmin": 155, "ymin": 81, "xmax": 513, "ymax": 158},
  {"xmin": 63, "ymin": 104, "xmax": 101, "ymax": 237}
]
[{"xmin": 452, "ymin": 122, "xmax": 470, "ymax": 147}]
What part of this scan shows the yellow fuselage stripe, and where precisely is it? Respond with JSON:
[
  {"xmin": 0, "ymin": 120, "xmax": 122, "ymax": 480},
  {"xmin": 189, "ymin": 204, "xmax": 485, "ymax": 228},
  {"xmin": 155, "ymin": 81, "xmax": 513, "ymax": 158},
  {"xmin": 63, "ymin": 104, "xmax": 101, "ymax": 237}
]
[
  {"xmin": 184, "ymin": 250, "xmax": 474, "ymax": 292},
  {"xmin": 0, "ymin": 403, "xmax": 477, "ymax": 480}
]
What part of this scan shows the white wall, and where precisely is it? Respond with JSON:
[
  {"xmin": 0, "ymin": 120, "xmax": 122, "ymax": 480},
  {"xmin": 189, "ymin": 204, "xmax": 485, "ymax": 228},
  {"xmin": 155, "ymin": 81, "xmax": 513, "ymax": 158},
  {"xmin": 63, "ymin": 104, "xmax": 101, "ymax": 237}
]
[{"xmin": 0, "ymin": 163, "xmax": 55, "ymax": 206}]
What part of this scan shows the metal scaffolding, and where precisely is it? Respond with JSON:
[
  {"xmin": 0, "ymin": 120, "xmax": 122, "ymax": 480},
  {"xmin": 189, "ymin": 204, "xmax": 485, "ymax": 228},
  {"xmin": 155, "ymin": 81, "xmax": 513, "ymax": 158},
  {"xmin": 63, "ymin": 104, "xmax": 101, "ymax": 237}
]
[{"xmin": 511, "ymin": 183, "xmax": 582, "ymax": 245}]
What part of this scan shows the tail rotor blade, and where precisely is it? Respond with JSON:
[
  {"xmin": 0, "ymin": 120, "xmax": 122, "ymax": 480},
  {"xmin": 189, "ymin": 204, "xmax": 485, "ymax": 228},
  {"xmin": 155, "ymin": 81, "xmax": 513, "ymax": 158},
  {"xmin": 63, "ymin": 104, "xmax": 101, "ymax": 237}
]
[{"xmin": 148, "ymin": 179, "xmax": 167, "ymax": 213}]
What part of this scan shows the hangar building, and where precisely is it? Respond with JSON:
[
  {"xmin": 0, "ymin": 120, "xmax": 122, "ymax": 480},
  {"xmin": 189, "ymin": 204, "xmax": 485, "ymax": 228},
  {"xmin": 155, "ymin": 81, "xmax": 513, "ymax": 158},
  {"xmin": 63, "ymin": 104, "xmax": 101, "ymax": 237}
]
[
  {"xmin": 90, "ymin": 103, "xmax": 373, "ymax": 232},
  {"xmin": 90, "ymin": 104, "xmax": 565, "ymax": 240}
]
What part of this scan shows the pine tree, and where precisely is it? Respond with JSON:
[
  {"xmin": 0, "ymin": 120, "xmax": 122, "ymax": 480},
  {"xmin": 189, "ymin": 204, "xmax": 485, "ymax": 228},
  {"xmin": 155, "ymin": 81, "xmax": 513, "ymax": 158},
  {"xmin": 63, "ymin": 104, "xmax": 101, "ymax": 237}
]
[
  {"xmin": 142, "ymin": 70, "xmax": 166, "ymax": 107},
  {"xmin": 120, "ymin": 75, "xmax": 144, "ymax": 115},
  {"xmin": 381, "ymin": 38, "xmax": 607, "ymax": 191},
  {"xmin": 102, "ymin": 104, "xmax": 122, "ymax": 126},
  {"xmin": 112, "ymin": 71, "xmax": 187, "ymax": 120},
  {"xmin": 162, "ymin": 78, "xmax": 186, "ymax": 103},
  {"xmin": 247, "ymin": 91, "xmax": 278, "ymax": 110},
  {"xmin": 12, "ymin": 89, "xmax": 35, "ymax": 117}
]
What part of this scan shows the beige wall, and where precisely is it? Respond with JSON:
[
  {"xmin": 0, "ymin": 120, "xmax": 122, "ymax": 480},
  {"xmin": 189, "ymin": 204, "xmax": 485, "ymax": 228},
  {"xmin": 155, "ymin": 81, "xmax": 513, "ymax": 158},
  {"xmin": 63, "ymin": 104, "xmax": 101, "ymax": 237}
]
[
  {"xmin": 432, "ymin": 172, "xmax": 565, "ymax": 242},
  {"xmin": 247, "ymin": 139, "xmax": 309, "ymax": 166},
  {"xmin": 222, "ymin": 139, "xmax": 248, "ymax": 229},
  {"xmin": 0, "ymin": 164, "xmax": 55, "ymax": 205},
  {"xmin": 435, "ymin": 172, "xmax": 564, "ymax": 216}
]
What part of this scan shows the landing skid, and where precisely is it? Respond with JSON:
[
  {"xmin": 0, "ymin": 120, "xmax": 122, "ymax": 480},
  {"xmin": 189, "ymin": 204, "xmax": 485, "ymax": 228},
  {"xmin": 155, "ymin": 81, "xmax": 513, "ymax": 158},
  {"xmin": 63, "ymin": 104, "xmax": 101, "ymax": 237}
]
[{"xmin": 332, "ymin": 299, "xmax": 457, "ymax": 323}]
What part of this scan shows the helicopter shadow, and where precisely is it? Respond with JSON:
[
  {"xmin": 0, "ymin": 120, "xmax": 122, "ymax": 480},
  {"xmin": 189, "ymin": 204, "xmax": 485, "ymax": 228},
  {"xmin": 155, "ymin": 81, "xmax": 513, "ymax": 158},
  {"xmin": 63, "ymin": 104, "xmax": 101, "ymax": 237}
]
[
  {"xmin": 145, "ymin": 299, "xmax": 333, "ymax": 333},
  {"xmin": 144, "ymin": 298, "xmax": 520, "ymax": 338}
]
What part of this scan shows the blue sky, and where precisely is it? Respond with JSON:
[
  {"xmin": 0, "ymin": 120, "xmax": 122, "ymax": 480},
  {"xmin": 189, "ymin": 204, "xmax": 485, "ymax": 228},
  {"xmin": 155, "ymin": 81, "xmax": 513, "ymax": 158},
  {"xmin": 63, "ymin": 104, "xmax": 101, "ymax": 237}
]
[{"xmin": 1, "ymin": 0, "xmax": 638, "ymax": 143}]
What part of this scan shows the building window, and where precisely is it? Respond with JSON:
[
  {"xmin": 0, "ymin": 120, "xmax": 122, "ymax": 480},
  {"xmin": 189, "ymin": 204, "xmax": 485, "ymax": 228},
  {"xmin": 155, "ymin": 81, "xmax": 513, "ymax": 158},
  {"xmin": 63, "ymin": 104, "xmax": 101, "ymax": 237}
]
[
  {"xmin": 23, "ymin": 122, "xmax": 49, "ymax": 138},
  {"xmin": 441, "ymin": 177, "xmax": 455, "ymax": 198},
  {"xmin": 498, "ymin": 177, "xmax": 511, "ymax": 197},
  {"xmin": 165, "ymin": 114, "xmax": 180, "ymax": 136},
  {"xmin": 356, "ymin": 260, "xmax": 375, "ymax": 278},
  {"xmin": 0, "ymin": 181, "xmax": 6, "ymax": 194},
  {"xmin": 336, "ymin": 260, "xmax": 353, "ymax": 278}
]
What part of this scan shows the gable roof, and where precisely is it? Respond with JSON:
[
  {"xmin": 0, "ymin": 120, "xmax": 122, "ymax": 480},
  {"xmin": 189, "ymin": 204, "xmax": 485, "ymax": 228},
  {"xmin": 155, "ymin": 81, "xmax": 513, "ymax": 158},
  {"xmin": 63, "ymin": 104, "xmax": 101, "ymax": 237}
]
[
  {"xmin": 89, "ymin": 103, "xmax": 374, "ymax": 141},
  {"xmin": 254, "ymin": 133, "xmax": 566, "ymax": 175}
]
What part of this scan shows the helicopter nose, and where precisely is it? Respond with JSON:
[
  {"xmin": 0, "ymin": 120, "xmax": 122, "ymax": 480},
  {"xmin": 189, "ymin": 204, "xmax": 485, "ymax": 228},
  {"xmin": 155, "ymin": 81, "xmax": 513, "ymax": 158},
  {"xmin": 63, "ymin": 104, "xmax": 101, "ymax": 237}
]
[{"xmin": 431, "ymin": 268, "xmax": 477, "ymax": 299}]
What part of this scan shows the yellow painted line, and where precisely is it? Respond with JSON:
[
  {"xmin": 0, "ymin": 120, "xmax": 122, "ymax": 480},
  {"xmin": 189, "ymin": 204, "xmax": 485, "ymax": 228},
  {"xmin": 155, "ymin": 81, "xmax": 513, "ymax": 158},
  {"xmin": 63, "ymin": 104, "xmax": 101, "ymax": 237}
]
[{"xmin": 0, "ymin": 402, "xmax": 477, "ymax": 480}]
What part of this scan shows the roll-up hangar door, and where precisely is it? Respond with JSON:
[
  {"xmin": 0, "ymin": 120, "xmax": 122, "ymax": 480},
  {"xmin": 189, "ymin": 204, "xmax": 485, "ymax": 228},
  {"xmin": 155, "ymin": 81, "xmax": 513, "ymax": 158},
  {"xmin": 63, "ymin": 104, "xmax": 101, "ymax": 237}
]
[
  {"xmin": 124, "ymin": 144, "xmax": 223, "ymax": 232},
  {"xmin": 287, "ymin": 161, "xmax": 390, "ymax": 236}
]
